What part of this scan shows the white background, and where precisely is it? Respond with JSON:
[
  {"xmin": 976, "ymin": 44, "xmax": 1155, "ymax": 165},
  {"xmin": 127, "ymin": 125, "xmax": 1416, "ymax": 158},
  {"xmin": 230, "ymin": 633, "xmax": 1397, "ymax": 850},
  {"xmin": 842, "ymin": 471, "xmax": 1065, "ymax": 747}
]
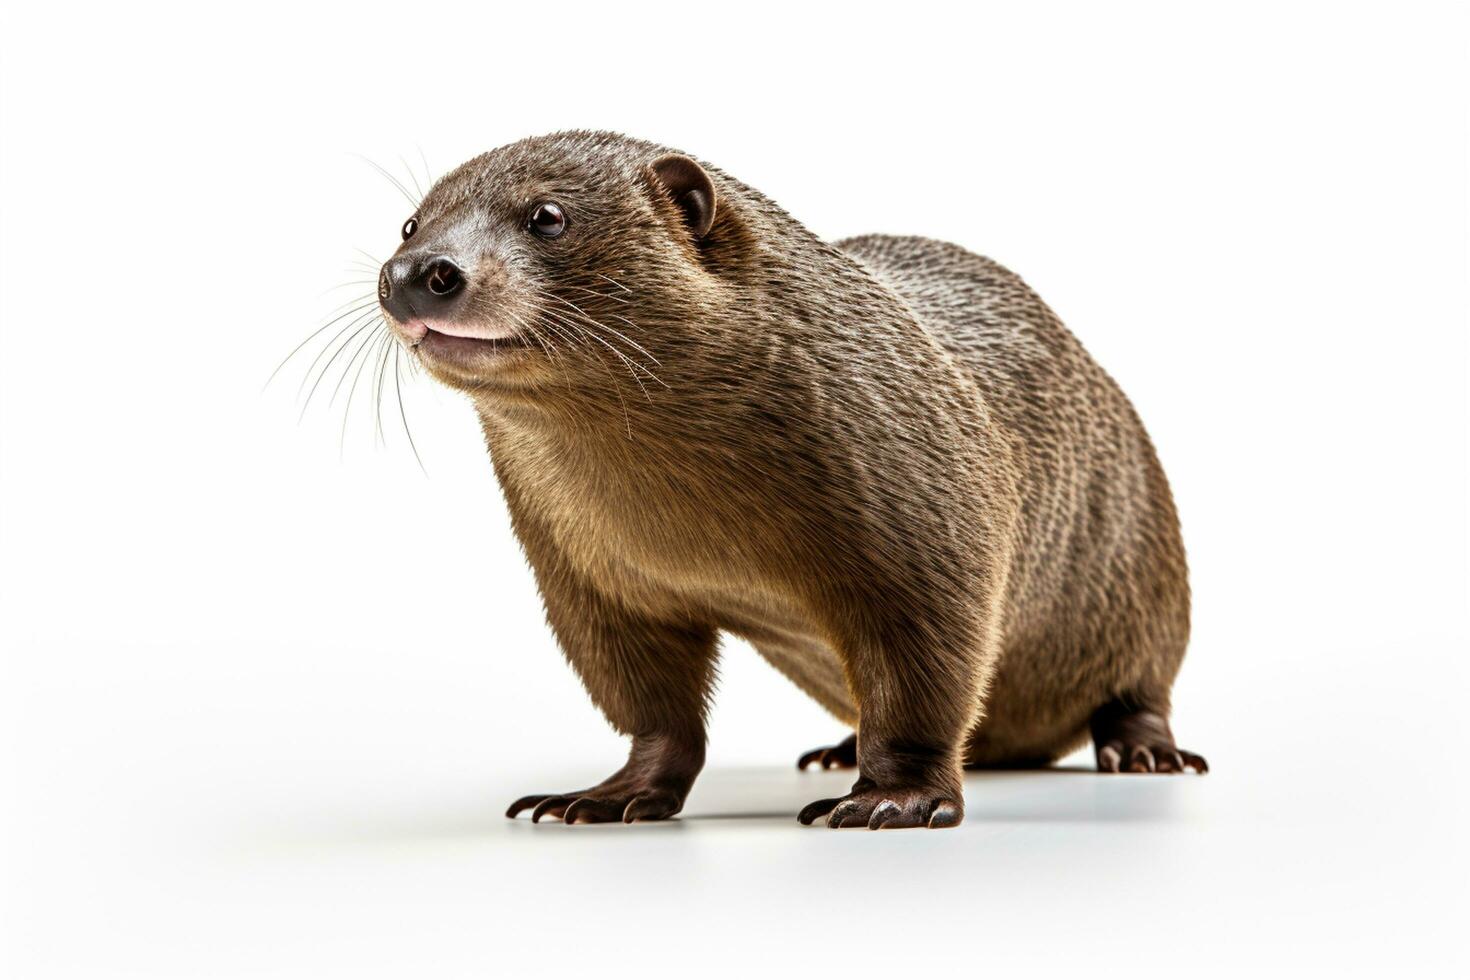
[{"xmin": 2, "ymin": 2, "xmax": 1466, "ymax": 977}]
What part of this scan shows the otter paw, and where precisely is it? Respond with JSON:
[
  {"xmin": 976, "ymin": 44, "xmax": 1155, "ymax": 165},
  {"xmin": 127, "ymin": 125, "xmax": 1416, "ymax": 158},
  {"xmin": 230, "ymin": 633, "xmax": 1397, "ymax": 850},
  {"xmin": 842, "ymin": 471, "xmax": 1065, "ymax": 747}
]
[
  {"xmin": 1096, "ymin": 741, "xmax": 1209, "ymax": 774},
  {"xmin": 798, "ymin": 786, "xmax": 962, "ymax": 830},
  {"xmin": 796, "ymin": 733, "xmax": 858, "ymax": 770},
  {"xmin": 505, "ymin": 787, "xmax": 685, "ymax": 824}
]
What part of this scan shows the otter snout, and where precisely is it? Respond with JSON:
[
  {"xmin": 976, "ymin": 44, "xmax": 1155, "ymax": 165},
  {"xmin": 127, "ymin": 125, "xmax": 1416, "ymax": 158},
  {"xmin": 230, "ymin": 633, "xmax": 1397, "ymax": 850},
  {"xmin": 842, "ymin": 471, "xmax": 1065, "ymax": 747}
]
[{"xmin": 379, "ymin": 255, "xmax": 466, "ymax": 326}]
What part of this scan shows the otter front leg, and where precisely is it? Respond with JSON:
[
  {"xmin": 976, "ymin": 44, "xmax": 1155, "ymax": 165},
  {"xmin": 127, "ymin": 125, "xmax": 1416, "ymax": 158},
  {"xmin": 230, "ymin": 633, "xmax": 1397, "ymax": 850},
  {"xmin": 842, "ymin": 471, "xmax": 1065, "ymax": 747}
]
[
  {"xmin": 506, "ymin": 732, "xmax": 706, "ymax": 824},
  {"xmin": 503, "ymin": 555, "xmax": 718, "ymax": 824},
  {"xmin": 798, "ymin": 603, "xmax": 990, "ymax": 830},
  {"xmin": 797, "ymin": 737, "xmax": 965, "ymax": 830}
]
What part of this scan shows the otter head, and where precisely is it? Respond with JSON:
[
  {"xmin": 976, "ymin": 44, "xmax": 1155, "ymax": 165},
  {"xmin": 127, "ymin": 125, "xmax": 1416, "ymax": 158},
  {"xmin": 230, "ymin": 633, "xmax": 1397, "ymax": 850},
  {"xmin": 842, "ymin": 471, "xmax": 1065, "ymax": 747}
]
[{"xmin": 376, "ymin": 133, "xmax": 722, "ymax": 402}]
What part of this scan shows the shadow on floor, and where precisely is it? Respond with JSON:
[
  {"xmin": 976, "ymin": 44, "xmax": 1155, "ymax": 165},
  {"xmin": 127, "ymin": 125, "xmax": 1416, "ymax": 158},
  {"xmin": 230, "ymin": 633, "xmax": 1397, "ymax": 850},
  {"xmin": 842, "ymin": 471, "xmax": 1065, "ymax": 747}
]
[
  {"xmin": 680, "ymin": 765, "xmax": 1198, "ymax": 824},
  {"xmin": 254, "ymin": 763, "xmax": 1206, "ymax": 849}
]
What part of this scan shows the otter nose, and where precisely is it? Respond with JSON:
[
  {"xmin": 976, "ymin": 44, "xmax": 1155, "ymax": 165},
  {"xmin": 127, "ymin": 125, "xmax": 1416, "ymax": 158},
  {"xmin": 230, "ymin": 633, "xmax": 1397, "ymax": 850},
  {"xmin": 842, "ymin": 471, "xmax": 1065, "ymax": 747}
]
[
  {"xmin": 379, "ymin": 255, "xmax": 466, "ymax": 324},
  {"xmin": 422, "ymin": 258, "xmax": 463, "ymax": 297}
]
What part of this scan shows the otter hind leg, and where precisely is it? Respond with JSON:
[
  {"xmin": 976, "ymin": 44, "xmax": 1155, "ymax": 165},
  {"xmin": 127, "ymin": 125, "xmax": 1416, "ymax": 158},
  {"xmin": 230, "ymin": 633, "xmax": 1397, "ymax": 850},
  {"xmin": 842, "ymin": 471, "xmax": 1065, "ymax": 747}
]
[
  {"xmin": 796, "ymin": 732, "xmax": 858, "ymax": 770},
  {"xmin": 1090, "ymin": 698, "xmax": 1208, "ymax": 774}
]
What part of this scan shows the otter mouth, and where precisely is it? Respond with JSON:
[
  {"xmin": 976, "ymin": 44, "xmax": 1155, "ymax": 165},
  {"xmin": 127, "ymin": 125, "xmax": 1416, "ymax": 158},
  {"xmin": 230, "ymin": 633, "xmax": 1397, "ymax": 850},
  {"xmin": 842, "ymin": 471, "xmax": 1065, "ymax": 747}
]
[
  {"xmin": 418, "ymin": 327, "xmax": 536, "ymax": 356},
  {"xmin": 398, "ymin": 317, "xmax": 538, "ymax": 365}
]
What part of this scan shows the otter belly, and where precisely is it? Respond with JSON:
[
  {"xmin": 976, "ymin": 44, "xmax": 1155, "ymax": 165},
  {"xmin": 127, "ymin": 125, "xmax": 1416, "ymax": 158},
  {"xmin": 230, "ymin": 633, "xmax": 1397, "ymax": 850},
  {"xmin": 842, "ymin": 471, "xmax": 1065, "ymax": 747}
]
[
  {"xmin": 733, "ymin": 627, "xmax": 855, "ymax": 724},
  {"xmin": 688, "ymin": 589, "xmax": 856, "ymax": 724}
]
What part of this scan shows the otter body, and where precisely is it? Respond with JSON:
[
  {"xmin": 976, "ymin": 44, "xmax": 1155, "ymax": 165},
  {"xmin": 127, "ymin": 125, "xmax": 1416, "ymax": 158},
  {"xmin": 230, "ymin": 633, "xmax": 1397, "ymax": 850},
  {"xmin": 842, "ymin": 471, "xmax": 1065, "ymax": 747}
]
[{"xmin": 374, "ymin": 131, "xmax": 1205, "ymax": 830}]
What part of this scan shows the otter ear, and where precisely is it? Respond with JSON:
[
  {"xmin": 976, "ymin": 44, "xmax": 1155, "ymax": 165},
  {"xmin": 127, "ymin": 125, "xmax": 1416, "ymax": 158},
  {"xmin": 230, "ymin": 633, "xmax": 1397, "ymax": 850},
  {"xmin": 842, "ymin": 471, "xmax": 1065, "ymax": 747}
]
[{"xmin": 650, "ymin": 154, "xmax": 716, "ymax": 239}]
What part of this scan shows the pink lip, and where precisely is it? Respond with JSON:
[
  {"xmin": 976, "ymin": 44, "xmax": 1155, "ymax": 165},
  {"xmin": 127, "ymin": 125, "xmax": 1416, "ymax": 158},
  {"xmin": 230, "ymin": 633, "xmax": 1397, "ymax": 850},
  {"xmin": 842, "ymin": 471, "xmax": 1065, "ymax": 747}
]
[{"xmin": 398, "ymin": 318, "xmax": 521, "ymax": 344}]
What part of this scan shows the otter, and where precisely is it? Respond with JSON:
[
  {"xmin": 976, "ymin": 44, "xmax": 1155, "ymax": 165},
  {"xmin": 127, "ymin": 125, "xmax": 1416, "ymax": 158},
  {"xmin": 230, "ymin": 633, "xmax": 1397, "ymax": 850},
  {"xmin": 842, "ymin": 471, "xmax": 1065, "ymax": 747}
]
[{"xmin": 372, "ymin": 131, "xmax": 1206, "ymax": 830}]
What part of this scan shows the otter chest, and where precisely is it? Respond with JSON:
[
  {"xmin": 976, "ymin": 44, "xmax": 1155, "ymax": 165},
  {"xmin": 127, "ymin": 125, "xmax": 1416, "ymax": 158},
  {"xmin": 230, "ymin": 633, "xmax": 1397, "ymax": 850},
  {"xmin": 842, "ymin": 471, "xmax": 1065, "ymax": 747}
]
[{"xmin": 496, "ymin": 432, "xmax": 769, "ymax": 615}]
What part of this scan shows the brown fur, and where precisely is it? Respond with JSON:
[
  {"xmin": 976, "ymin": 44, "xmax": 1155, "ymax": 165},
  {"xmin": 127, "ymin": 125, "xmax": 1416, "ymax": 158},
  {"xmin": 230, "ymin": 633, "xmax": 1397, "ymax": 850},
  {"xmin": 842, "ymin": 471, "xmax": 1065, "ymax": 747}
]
[{"xmin": 379, "ymin": 131, "xmax": 1204, "ymax": 830}]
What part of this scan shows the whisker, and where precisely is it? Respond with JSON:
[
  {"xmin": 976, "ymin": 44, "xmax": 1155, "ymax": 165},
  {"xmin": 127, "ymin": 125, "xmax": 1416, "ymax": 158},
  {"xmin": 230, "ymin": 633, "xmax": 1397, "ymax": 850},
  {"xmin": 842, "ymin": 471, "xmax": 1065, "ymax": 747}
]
[
  {"xmin": 341, "ymin": 330, "xmax": 389, "ymax": 456},
  {"xmin": 393, "ymin": 343, "xmax": 427, "ymax": 474},
  {"xmin": 510, "ymin": 311, "xmax": 575, "ymax": 398},
  {"xmin": 534, "ymin": 316, "xmax": 595, "ymax": 400},
  {"xmin": 564, "ymin": 283, "xmax": 631, "ymax": 305},
  {"xmin": 356, "ymin": 154, "xmax": 420, "ymax": 208},
  {"xmin": 330, "ymin": 318, "xmax": 386, "ymax": 408},
  {"xmin": 508, "ymin": 309, "xmax": 554, "ymax": 358},
  {"xmin": 538, "ymin": 306, "xmax": 653, "ymax": 405},
  {"xmin": 535, "ymin": 311, "xmax": 632, "ymax": 437},
  {"xmin": 529, "ymin": 286, "xmax": 661, "ymax": 368},
  {"xmin": 322, "ymin": 292, "xmax": 377, "ymax": 317},
  {"xmin": 299, "ymin": 315, "xmax": 382, "ymax": 422},
  {"xmin": 544, "ymin": 293, "xmax": 662, "ymax": 371},
  {"xmin": 400, "ymin": 156, "xmax": 424, "ymax": 202},
  {"xmin": 263, "ymin": 298, "xmax": 380, "ymax": 392},
  {"xmin": 527, "ymin": 312, "xmax": 581, "ymax": 353},
  {"xmin": 536, "ymin": 301, "xmax": 665, "ymax": 395},
  {"xmin": 373, "ymin": 330, "xmax": 394, "ymax": 446},
  {"xmin": 295, "ymin": 306, "xmax": 382, "ymax": 402},
  {"xmin": 318, "ymin": 280, "xmax": 377, "ymax": 298}
]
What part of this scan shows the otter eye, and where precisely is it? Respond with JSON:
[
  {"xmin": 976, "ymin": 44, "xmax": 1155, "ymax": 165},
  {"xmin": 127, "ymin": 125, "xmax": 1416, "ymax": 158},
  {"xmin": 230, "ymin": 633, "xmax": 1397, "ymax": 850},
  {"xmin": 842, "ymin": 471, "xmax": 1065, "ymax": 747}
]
[
  {"xmin": 401, "ymin": 217, "xmax": 417, "ymax": 240},
  {"xmin": 527, "ymin": 202, "xmax": 566, "ymax": 239}
]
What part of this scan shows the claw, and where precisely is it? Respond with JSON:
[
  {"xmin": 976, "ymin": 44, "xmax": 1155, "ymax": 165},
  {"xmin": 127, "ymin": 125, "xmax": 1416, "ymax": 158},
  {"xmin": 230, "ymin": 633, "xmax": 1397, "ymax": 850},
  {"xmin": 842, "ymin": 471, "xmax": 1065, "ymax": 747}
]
[
  {"xmin": 622, "ymin": 794, "xmax": 676, "ymax": 823},
  {"xmin": 565, "ymin": 797, "xmax": 629, "ymax": 825},
  {"xmin": 1098, "ymin": 742, "xmax": 1207, "ymax": 775},
  {"xmin": 1092, "ymin": 703, "xmax": 1207, "ymax": 776},
  {"xmin": 1156, "ymin": 748, "xmax": 1185, "ymax": 773},
  {"xmin": 797, "ymin": 797, "xmax": 842, "ymax": 825},
  {"xmin": 867, "ymin": 800, "xmax": 902, "ymax": 830},
  {"xmin": 507, "ymin": 794, "xmax": 577, "ymax": 820},
  {"xmin": 796, "ymin": 734, "xmax": 858, "ymax": 771},
  {"xmin": 531, "ymin": 796, "xmax": 573, "ymax": 823},
  {"xmin": 928, "ymin": 800, "xmax": 961, "ymax": 829},
  {"xmin": 1127, "ymin": 745, "xmax": 1156, "ymax": 772},
  {"xmin": 1180, "ymin": 750, "xmax": 1209, "ymax": 774},
  {"xmin": 796, "ymin": 748, "xmax": 824, "ymax": 770},
  {"xmin": 804, "ymin": 785, "xmax": 964, "ymax": 830},
  {"xmin": 826, "ymin": 799, "xmax": 867, "ymax": 828},
  {"xmin": 506, "ymin": 795, "xmax": 544, "ymax": 819}
]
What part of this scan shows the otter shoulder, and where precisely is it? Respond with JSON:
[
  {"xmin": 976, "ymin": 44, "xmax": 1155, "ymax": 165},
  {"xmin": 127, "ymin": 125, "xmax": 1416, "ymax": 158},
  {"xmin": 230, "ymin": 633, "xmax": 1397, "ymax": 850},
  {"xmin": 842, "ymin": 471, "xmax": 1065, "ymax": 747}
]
[{"xmin": 833, "ymin": 234, "xmax": 1019, "ymax": 289}]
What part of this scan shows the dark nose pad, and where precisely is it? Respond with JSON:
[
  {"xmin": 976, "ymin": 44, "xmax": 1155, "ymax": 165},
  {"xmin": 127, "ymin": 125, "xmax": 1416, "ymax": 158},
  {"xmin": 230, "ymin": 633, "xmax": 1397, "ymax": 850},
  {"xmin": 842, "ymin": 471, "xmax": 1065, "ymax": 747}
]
[
  {"xmin": 420, "ymin": 258, "xmax": 463, "ymax": 298},
  {"xmin": 379, "ymin": 255, "xmax": 464, "ymax": 325}
]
